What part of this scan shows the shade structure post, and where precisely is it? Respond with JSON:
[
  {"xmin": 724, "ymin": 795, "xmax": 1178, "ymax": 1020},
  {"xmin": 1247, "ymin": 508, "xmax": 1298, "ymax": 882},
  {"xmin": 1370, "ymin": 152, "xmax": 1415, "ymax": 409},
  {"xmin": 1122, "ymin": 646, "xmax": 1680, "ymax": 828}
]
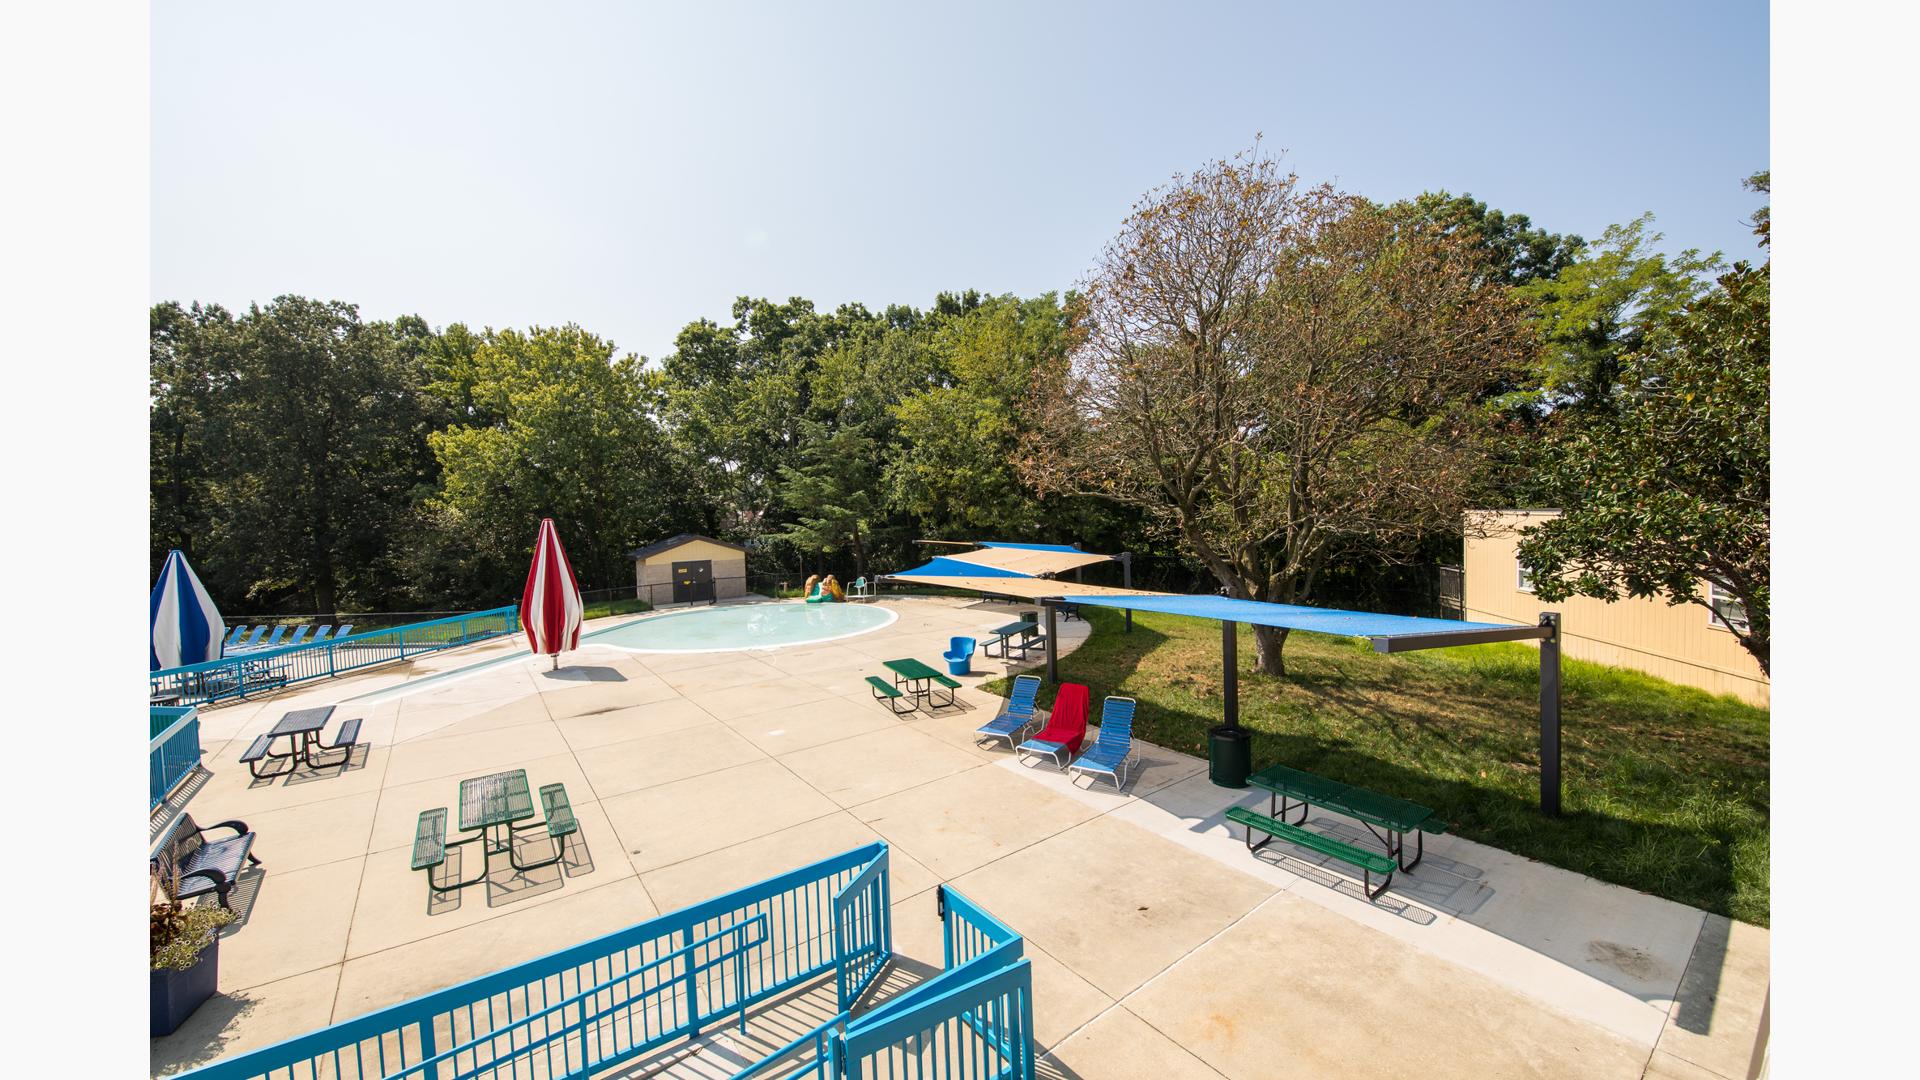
[
  {"xmin": 1043, "ymin": 602, "xmax": 1058, "ymax": 682},
  {"xmin": 1208, "ymin": 619, "xmax": 1251, "ymax": 787},
  {"xmin": 1120, "ymin": 553, "xmax": 1134, "ymax": 633},
  {"xmin": 1222, "ymin": 619, "xmax": 1239, "ymax": 730},
  {"xmin": 1540, "ymin": 611, "xmax": 1562, "ymax": 816}
]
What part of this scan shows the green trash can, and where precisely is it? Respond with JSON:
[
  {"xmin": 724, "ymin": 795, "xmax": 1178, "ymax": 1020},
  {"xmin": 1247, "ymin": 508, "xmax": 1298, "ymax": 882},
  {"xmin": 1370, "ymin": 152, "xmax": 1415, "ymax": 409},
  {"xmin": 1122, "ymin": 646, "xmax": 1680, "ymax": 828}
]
[{"xmin": 1209, "ymin": 725, "xmax": 1251, "ymax": 788}]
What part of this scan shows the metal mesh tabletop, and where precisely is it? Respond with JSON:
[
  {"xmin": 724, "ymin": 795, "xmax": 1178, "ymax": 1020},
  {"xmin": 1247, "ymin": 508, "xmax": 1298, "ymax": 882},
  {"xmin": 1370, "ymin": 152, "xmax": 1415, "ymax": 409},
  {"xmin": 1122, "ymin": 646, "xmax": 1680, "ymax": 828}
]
[
  {"xmin": 1248, "ymin": 763, "xmax": 1352, "ymax": 805},
  {"xmin": 883, "ymin": 657, "xmax": 942, "ymax": 681},
  {"xmin": 269, "ymin": 705, "xmax": 335, "ymax": 738},
  {"xmin": 1334, "ymin": 786, "xmax": 1435, "ymax": 832},
  {"xmin": 459, "ymin": 769, "xmax": 535, "ymax": 831}
]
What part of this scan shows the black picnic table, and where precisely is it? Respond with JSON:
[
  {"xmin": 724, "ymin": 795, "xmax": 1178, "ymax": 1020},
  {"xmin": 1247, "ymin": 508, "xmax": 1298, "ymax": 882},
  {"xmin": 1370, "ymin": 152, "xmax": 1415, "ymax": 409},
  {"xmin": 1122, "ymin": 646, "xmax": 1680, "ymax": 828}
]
[
  {"xmin": 980, "ymin": 620, "xmax": 1043, "ymax": 659},
  {"xmin": 260, "ymin": 706, "xmax": 336, "ymax": 770},
  {"xmin": 1248, "ymin": 763, "xmax": 1442, "ymax": 871}
]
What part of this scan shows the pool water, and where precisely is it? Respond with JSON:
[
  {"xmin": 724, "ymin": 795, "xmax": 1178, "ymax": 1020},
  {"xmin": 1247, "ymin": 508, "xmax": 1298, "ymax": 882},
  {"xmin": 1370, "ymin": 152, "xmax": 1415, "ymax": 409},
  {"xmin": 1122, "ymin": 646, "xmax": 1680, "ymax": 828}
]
[{"xmin": 585, "ymin": 602, "xmax": 897, "ymax": 653}]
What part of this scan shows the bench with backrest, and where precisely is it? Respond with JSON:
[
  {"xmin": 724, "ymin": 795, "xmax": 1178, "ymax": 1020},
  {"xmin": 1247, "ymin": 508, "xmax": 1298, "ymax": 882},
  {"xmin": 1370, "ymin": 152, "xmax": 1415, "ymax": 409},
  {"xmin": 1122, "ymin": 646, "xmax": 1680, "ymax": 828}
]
[
  {"xmin": 1225, "ymin": 805, "xmax": 1398, "ymax": 900},
  {"xmin": 154, "ymin": 812, "xmax": 261, "ymax": 911}
]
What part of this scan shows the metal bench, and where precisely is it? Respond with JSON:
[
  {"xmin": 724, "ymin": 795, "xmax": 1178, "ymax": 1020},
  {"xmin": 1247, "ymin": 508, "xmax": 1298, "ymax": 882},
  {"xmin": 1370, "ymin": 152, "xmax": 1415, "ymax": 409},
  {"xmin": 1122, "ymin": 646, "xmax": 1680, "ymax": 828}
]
[
  {"xmin": 155, "ymin": 812, "xmax": 261, "ymax": 911},
  {"xmin": 412, "ymin": 809, "xmax": 448, "ymax": 871},
  {"xmin": 237, "ymin": 733, "xmax": 282, "ymax": 779},
  {"xmin": 540, "ymin": 784, "xmax": 578, "ymax": 841},
  {"xmin": 866, "ymin": 675, "xmax": 913, "ymax": 714},
  {"xmin": 1226, "ymin": 805, "xmax": 1397, "ymax": 901}
]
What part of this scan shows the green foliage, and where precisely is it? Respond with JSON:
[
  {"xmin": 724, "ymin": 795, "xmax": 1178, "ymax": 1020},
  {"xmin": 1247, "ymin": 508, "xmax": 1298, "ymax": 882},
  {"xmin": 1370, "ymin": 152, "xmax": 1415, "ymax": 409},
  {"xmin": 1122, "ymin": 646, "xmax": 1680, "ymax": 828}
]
[
  {"xmin": 1389, "ymin": 190, "xmax": 1583, "ymax": 286},
  {"xmin": 1516, "ymin": 214, "xmax": 1722, "ymax": 413},
  {"xmin": 1518, "ymin": 208, "xmax": 1771, "ymax": 672},
  {"xmin": 421, "ymin": 325, "xmax": 684, "ymax": 595}
]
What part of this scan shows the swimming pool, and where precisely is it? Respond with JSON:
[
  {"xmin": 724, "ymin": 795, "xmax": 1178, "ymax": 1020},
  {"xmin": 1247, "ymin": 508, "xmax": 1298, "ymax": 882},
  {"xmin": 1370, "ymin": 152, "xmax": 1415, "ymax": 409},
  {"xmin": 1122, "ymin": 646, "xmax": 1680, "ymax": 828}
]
[{"xmin": 585, "ymin": 602, "xmax": 898, "ymax": 653}]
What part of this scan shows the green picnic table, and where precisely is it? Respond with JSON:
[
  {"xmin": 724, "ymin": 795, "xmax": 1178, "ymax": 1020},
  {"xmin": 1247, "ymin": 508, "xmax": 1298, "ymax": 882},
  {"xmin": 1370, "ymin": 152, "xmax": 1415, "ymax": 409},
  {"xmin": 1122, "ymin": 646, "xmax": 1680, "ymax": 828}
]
[
  {"xmin": 1248, "ymin": 763, "xmax": 1444, "ymax": 871},
  {"xmin": 883, "ymin": 657, "xmax": 959, "ymax": 708}
]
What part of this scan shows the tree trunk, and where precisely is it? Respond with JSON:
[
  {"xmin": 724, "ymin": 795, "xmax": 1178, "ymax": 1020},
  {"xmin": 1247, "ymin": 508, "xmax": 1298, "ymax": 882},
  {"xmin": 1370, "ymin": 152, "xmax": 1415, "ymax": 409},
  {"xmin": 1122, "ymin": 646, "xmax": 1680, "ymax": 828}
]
[{"xmin": 1251, "ymin": 625, "xmax": 1289, "ymax": 677}]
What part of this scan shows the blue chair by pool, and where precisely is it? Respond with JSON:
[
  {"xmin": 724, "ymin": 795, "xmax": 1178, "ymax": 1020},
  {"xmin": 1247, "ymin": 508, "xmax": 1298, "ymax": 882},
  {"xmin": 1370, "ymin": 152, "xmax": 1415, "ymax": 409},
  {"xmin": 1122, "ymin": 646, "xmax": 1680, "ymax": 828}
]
[
  {"xmin": 229, "ymin": 626, "xmax": 268, "ymax": 652},
  {"xmin": 288, "ymin": 625, "xmax": 314, "ymax": 645},
  {"xmin": 943, "ymin": 636, "xmax": 975, "ymax": 677},
  {"xmin": 258, "ymin": 626, "xmax": 290, "ymax": 649},
  {"xmin": 975, "ymin": 674, "xmax": 1041, "ymax": 750},
  {"xmin": 332, "ymin": 623, "xmax": 354, "ymax": 638},
  {"xmin": 1069, "ymin": 696, "xmax": 1139, "ymax": 791},
  {"xmin": 224, "ymin": 625, "xmax": 254, "ymax": 648}
]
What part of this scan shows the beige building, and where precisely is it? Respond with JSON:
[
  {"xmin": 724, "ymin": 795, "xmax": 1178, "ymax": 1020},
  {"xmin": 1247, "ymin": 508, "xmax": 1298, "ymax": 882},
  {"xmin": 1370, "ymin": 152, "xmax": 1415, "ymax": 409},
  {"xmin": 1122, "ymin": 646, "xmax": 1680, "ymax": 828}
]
[
  {"xmin": 1463, "ymin": 510, "xmax": 1768, "ymax": 706},
  {"xmin": 629, "ymin": 533, "xmax": 748, "ymax": 606}
]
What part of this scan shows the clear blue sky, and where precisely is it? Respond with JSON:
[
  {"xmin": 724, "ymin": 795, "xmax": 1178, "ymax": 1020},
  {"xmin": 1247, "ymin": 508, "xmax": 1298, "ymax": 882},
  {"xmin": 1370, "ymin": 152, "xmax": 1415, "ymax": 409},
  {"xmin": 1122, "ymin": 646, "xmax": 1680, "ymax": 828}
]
[{"xmin": 152, "ymin": 1, "xmax": 1768, "ymax": 362}]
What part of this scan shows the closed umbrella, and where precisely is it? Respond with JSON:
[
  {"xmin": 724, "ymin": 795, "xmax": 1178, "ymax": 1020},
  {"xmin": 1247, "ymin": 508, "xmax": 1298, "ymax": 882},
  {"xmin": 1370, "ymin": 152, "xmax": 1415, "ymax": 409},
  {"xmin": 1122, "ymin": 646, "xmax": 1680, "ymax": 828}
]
[
  {"xmin": 151, "ymin": 549, "xmax": 227, "ymax": 670},
  {"xmin": 520, "ymin": 518, "xmax": 583, "ymax": 670}
]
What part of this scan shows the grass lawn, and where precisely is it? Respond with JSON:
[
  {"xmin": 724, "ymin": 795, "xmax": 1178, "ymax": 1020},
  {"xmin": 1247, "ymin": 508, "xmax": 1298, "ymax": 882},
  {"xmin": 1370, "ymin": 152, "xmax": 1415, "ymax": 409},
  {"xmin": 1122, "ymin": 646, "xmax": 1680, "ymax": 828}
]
[
  {"xmin": 995, "ymin": 607, "xmax": 1769, "ymax": 925},
  {"xmin": 582, "ymin": 597, "xmax": 651, "ymax": 620}
]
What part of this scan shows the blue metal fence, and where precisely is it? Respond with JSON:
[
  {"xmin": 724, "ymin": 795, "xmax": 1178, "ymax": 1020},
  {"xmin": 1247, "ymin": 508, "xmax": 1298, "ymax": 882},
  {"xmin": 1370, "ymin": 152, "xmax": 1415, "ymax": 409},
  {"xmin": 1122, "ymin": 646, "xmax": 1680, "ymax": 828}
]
[
  {"xmin": 150, "ymin": 605, "xmax": 519, "ymax": 707},
  {"xmin": 178, "ymin": 843, "xmax": 892, "ymax": 1080},
  {"xmin": 177, "ymin": 843, "xmax": 1034, "ymax": 1080},
  {"xmin": 150, "ymin": 705, "xmax": 200, "ymax": 810}
]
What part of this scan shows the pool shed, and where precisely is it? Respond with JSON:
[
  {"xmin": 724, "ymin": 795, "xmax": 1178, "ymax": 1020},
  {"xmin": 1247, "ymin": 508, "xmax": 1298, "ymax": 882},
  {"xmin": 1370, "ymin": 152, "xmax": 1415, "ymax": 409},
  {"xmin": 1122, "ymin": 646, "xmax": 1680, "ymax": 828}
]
[{"xmin": 629, "ymin": 533, "xmax": 747, "ymax": 606}]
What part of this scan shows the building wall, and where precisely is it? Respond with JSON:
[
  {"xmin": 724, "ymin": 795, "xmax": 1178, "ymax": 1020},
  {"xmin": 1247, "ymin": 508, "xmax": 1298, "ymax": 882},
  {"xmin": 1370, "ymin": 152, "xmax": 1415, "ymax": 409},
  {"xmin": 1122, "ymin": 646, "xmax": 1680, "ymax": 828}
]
[
  {"xmin": 633, "ymin": 539, "xmax": 748, "ymax": 604},
  {"xmin": 1463, "ymin": 510, "xmax": 1769, "ymax": 706}
]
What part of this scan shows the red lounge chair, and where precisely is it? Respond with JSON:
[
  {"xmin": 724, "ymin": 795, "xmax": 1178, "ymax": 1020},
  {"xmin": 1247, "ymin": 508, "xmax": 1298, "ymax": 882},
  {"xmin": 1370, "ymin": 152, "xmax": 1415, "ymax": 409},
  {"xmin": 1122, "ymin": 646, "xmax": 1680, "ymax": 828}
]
[{"xmin": 1015, "ymin": 682, "xmax": 1090, "ymax": 769}]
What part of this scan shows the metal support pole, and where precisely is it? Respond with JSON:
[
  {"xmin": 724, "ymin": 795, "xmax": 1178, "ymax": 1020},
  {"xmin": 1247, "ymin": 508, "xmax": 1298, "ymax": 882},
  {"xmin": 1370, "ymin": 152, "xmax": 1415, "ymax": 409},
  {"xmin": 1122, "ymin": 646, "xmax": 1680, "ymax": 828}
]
[
  {"xmin": 1539, "ymin": 611, "xmax": 1562, "ymax": 816},
  {"xmin": 1044, "ymin": 601, "xmax": 1058, "ymax": 683},
  {"xmin": 1222, "ymin": 619, "xmax": 1239, "ymax": 731},
  {"xmin": 1120, "ymin": 552, "xmax": 1134, "ymax": 633}
]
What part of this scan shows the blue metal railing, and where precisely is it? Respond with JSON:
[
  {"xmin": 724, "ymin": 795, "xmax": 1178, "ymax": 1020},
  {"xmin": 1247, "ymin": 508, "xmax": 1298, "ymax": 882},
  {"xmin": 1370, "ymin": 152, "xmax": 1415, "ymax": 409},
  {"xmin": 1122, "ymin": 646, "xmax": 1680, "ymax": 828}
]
[
  {"xmin": 179, "ymin": 843, "xmax": 892, "ymax": 1080},
  {"xmin": 150, "ymin": 705, "xmax": 200, "ymax": 810},
  {"xmin": 178, "ymin": 843, "xmax": 1033, "ymax": 1080},
  {"xmin": 150, "ymin": 605, "xmax": 519, "ymax": 707}
]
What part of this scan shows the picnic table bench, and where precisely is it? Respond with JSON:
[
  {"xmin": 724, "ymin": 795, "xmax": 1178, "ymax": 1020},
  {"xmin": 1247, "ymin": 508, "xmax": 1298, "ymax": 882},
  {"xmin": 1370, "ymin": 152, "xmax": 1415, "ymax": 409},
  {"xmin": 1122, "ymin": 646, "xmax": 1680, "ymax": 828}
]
[
  {"xmin": 980, "ymin": 620, "xmax": 1044, "ymax": 659},
  {"xmin": 1248, "ymin": 763, "xmax": 1446, "ymax": 871},
  {"xmin": 413, "ymin": 770, "xmax": 578, "ymax": 895},
  {"xmin": 881, "ymin": 658, "xmax": 959, "ymax": 708},
  {"xmin": 1225, "ymin": 762, "xmax": 1448, "ymax": 902}
]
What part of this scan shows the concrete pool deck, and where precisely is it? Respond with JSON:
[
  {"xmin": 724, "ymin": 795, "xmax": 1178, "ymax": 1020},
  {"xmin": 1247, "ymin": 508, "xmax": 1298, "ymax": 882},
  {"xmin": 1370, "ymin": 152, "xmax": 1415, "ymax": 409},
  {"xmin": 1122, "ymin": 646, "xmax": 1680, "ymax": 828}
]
[{"xmin": 150, "ymin": 596, "xmax": 1768, "ymax": 1079}]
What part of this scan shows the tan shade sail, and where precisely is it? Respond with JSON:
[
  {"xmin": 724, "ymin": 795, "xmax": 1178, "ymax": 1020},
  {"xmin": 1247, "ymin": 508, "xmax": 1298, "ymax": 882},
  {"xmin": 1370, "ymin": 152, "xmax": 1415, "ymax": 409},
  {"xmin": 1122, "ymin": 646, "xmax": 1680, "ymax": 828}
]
[
  {"xmin": 877, "ymin": 575, "xmax": 1166, "ymax": 601},
  {"xmin": 941, "ymin": 546, "xmax": 1114, "ymax": 576}
]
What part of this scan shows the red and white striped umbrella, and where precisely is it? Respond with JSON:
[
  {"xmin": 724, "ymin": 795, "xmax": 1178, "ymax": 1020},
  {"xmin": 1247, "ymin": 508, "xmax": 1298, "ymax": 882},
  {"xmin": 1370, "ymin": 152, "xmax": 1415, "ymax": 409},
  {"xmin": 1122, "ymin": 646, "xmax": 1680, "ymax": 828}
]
[{"xmin": 520, "ymin": 518, "xmax": 583, "ymax": 669}]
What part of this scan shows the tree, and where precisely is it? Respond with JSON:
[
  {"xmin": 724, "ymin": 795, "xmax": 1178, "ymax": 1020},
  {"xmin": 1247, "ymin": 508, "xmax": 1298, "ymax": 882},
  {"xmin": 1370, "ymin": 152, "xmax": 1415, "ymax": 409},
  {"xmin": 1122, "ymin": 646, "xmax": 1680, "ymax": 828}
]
[
  {"xmin": 424, "ymin": 325, "xmax": 683, "ymax": 594},
  {"xmin": 1389, "ymin": 191, "xmax": 1583, "ymax": 286},
  {"xmin": 1517, "ymin": 177, "xmax": 1770, "ymax": 673},
  {"xmin": 775, "ymin": 421, "xmax": 891, "ymax": 578},
  {"xmin": 1023, "ymin": 149, "xmax": 1534, "ymax": 675},
  {"xmin": 1518, "ymin": 214, "xmax": 1720, "ymax": 415}
]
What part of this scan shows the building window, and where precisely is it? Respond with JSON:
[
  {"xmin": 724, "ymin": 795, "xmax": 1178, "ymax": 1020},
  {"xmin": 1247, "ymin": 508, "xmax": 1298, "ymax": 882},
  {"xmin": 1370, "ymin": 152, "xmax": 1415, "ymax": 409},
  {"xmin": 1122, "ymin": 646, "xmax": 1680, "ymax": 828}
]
[
  {"xmin": 1516, "ymin": 559, "xmax": 1535, "ymax": 594},
  {"xmin": 1708, "ymin": 580, "xmax": 1749, "ymax": 634}
]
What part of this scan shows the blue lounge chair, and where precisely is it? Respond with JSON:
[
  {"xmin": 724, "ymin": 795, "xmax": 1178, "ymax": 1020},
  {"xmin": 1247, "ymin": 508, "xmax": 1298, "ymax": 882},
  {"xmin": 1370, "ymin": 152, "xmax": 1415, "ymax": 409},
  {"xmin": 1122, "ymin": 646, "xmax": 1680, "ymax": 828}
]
[
  {"xmin": 943, "ymin": 636, "xmax": 976, "ymax": 677},
  {"xmin": 258, "ymin": 626, "xmax": 289, "ymax": 649},
  {"xmin": 975, "ymin": 674, "xmax": 1041, "ymax": 749},
  {"xmin": 288, "ymin": 626, "xmax": 314, "ymax": 645},
  {"xmin": 306, "ymin": 624, "xmax": 333, "ymax": 642},
  {"xmin": 232, "ymin": 626, "xmax": 268, "ymax": 651},
  {"xmin": 332, "ymin": 623, "xmax": 353, "ymax": 638},
  {"xmin": 224, "ymin": 625, "xmax": 253, "ymax": 648},
  {"xmin": 1069, "ymin": 696, "xmax": 1139, "ymax": 791}
]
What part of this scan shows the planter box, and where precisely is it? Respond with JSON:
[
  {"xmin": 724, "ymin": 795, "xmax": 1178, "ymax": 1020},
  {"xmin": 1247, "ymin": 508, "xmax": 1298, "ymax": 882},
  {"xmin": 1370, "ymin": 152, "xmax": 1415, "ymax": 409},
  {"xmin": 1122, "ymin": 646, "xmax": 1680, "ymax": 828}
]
[{"xmin": 151, "ymin": 937, "xmax": 219, "ymax": 1037}]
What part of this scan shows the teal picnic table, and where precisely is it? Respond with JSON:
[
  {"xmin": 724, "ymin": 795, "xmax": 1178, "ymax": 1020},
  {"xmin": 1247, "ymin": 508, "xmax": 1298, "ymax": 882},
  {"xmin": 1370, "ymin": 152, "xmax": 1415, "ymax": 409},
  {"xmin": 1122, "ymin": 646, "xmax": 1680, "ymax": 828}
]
[
  {"xmin": 458, "ymin": 769, "xmax": 563, "ymax": 874},
  {"xmin": 981, "ymin": 620, "xmax": 1042, "ymax": 659},
  {"xmin": 883, "ymin": 657, "xmax": 958, "ymax": 708},
  {"xmin": 1247, "ymin": 763, "xmax": 1443, "ymax": 871}
]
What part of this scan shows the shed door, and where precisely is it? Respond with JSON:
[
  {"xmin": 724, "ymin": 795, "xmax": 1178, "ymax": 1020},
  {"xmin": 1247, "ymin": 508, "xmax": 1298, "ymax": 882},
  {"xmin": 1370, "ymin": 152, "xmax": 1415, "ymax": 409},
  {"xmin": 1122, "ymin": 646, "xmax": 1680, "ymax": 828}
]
[{"xmin": 673, "ymin": 560, "xmax": 714, "ymax": 604}]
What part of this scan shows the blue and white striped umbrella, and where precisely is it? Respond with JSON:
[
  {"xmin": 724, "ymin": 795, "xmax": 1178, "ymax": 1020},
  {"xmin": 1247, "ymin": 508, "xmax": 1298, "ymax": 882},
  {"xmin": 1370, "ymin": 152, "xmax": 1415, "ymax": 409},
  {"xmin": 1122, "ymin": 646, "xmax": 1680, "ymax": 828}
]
[{"xmin": 150, "ymin": 549, "xmax": 227, "ymax": 670}]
